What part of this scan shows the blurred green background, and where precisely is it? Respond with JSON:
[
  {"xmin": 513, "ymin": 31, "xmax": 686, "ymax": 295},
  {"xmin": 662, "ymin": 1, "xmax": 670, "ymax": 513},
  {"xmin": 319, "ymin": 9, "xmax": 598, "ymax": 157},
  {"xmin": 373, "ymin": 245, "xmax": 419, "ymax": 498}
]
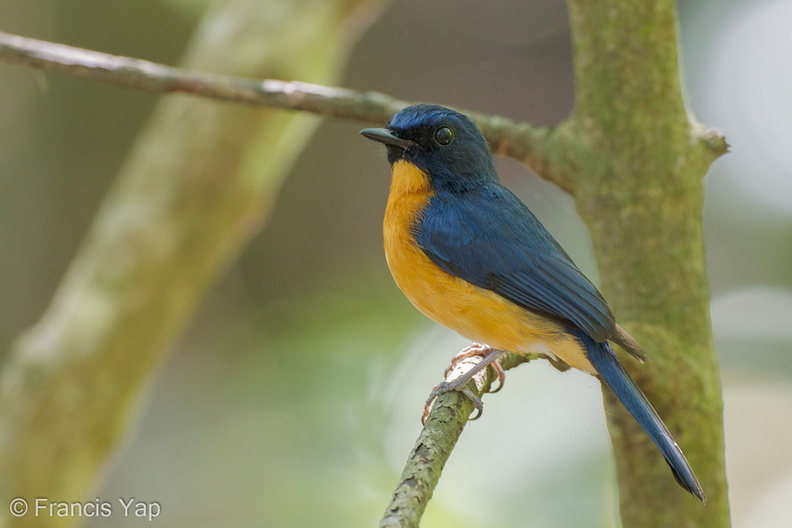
[{"xmin": 1, "ymin": 0, "xmax": 791, "ymax": 526}]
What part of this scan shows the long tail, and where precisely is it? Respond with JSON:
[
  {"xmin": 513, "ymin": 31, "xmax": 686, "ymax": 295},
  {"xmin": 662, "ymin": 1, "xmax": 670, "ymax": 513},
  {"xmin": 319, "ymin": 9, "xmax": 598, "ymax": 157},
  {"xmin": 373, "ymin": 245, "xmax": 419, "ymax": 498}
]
[{"xmin": 572, "ymin": 328, "xmax": 706, "ymax": 502}]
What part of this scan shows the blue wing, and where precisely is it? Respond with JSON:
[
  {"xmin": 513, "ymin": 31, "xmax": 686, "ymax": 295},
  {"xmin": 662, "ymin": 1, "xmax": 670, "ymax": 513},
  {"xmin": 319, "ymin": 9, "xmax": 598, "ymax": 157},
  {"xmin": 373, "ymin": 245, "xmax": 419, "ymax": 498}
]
[{"xmin": 416, "ymin": 183, "xmax": 616, "ymax": 342}]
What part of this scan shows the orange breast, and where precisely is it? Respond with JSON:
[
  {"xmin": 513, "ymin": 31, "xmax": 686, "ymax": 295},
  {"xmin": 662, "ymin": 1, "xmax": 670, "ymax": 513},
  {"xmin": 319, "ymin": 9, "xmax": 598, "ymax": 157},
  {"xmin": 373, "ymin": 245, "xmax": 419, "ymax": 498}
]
[{"xmin": 383, "ymin": 161, "xmax": 595, "ymax": 374}]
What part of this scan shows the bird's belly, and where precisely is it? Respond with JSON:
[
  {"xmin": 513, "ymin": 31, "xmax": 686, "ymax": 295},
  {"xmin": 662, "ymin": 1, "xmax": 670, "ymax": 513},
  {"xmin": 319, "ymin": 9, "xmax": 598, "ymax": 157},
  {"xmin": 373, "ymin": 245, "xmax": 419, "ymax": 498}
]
[{"xmin": 383, "ymin": 188, "xmax": 594, "ymax": 373}]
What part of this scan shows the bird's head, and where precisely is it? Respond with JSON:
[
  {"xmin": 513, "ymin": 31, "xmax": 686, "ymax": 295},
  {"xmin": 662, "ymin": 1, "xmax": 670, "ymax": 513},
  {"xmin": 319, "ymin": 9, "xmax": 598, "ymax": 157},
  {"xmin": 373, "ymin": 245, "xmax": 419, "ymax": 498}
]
[{"xmin": 361, "ymin": 104, "xmax": 497, "ymax": 191}]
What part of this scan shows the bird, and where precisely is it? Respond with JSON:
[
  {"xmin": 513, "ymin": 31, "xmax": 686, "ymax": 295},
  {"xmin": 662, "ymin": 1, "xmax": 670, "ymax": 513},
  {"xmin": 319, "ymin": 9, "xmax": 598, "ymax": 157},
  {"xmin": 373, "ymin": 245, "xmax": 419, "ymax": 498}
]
[{"xmin": 360, "ymin": 103, "xmax": 706, "ymax": 502}]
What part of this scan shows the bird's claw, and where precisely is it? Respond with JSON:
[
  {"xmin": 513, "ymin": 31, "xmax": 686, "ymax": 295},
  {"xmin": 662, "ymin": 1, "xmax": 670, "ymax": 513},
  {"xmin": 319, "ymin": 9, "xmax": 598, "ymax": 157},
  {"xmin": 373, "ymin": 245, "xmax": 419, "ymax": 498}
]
[
  {"xmin": 488, "ymin": 359, "xmax": 506, "ymax": 393},
  {"xmin": 421, "ymin": 345, "xmax": 506, "ymax": 425},
  {"xmin": 443, "ymin": 343, "xmax": 506, "ymax": 394},
  {"xmin": 422, "ymin": 381, "xmax": 484, "ymax": 425}
]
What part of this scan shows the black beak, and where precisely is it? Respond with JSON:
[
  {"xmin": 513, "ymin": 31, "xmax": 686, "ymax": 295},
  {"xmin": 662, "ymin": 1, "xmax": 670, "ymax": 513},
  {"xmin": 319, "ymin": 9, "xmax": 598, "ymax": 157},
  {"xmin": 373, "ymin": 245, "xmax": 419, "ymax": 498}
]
[{"xmin": 360, "ymin": 128, "xmax": 416, "ymax": 150}]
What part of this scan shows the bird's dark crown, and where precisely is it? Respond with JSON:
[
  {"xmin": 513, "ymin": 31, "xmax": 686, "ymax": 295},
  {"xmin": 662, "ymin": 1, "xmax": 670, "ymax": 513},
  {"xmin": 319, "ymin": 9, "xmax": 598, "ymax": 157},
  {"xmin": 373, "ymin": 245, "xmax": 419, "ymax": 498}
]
[{"xmin": 384, "ymin": 104, "xmax": 498, "ymax": 192}]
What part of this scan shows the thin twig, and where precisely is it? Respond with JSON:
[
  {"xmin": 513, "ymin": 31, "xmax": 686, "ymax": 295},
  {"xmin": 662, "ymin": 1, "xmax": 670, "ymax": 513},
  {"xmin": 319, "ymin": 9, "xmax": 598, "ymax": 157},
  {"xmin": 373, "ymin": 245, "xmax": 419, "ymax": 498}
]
[
  {"xmin": 0, "ymin": 31, "xmax": 400, "ymax": 119},
  {"xmin": 0, "ymin": 30, "xmax": 567, "ymax": 183}
]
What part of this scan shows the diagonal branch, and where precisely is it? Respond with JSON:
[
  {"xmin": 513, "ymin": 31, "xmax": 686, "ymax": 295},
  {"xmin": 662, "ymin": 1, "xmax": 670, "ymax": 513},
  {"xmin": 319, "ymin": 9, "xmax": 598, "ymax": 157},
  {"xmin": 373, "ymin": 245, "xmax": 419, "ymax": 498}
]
[{"xmin": 379, "ymin": 353, "xmax": 530, "ymax": 528}]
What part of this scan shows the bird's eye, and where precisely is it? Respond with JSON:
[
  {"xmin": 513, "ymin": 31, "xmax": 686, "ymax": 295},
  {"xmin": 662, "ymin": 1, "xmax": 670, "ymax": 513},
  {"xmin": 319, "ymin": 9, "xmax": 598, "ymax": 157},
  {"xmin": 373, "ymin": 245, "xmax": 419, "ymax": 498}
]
[{"xmin": 433, "ymin": 126, "xmax": 454, "ymax": 146}]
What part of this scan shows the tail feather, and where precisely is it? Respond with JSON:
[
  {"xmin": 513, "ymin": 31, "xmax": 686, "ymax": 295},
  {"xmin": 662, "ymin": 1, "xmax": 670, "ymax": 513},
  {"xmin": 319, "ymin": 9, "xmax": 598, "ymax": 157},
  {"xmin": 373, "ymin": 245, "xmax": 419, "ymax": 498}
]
[{"xmin": 572, "ymin": 328, "xmax": 706, "ymax": 502}]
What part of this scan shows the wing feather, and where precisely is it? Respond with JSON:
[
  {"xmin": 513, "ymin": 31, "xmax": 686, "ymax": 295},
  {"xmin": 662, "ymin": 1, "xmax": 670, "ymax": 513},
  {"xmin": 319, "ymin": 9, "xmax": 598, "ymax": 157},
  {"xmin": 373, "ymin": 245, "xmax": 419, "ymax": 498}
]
[{"xmin": 417, "ymin": 183, "xmax": 617, "ymax": 343}]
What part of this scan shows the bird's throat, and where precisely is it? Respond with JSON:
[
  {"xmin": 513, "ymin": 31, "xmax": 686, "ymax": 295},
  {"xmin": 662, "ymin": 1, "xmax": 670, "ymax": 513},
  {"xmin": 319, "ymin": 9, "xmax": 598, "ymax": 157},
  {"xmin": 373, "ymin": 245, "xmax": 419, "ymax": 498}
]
[{"xmin": 389, "ymin": 160, "xmax": 432, "ymax": 196}]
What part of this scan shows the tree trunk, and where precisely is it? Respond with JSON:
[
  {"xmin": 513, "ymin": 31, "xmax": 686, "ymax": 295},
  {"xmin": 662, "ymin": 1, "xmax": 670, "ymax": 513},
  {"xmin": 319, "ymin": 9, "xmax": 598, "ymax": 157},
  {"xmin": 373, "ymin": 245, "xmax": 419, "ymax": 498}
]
[
  {"xmin": 0, "ymin": 1, "xmax": 380, "ymax": 526},
  {"xmin": 563, "ymin": 0, "xmax": 730, "ymax": 525}
]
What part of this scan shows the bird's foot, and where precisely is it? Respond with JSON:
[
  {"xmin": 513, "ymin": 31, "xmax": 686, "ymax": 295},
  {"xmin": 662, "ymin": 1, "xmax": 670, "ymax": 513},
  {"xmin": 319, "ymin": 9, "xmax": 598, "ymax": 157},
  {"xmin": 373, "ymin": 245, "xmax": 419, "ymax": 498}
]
[
  {"xmin": 443, "ymin": 343, "xmax": 507, "ymax": 393},
  {"xmin": 422, "ymin": 344, "xmax": 507, "ymax": 424}
]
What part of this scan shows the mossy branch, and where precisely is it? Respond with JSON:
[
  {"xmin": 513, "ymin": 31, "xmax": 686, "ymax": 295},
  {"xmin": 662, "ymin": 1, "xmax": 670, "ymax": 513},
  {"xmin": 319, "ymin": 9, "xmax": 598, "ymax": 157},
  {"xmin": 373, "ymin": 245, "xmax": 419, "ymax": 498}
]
[{"xmin": 379, "ymin": 353, "xmax": 529, "ymax": 528}]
